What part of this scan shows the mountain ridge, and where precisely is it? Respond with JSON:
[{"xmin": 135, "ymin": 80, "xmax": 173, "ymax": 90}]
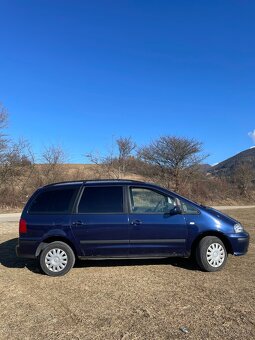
[{"xmin": 209, "ymin": 147, "xmax": 255, "ymax": 176}]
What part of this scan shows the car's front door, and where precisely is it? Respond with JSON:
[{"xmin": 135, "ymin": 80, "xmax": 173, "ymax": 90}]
[
  {"xmin": 128, "ymin": 186, "xmax": 188, "ymax": 257},
  {"xmin": 71, "ymin": 185, "xmax": 129, "ymax": 257}
]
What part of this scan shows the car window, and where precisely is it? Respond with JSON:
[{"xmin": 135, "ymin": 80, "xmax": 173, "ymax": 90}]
[
  {"xmin": 29, "ymin": 187, "xmax": 78, "ymax": 214},
  {"xmin": 78, "ymin": 186, "xmax": 124, "ymax": 213},
  {"xmin": 130, "ymin": 187, "xmax": 176, "ymax": 213},
  {"xmin": 180, "ymin": 200, "xmax": 200, "ymax": 215}
]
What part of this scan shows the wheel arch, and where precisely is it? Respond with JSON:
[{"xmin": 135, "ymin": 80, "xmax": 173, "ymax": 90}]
[
  {"xmin": 191, "ymin": 231, "xmax": 233, "ymax": 257},
  {"xmin": 35, "ymin": 237, "xmax": 78, "ymax": 258}
]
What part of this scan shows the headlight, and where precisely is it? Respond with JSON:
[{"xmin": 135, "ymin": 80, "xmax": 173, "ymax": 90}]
[{"xmin": 234, "ymin": 223, "xmax": 244, "ymax": 233}]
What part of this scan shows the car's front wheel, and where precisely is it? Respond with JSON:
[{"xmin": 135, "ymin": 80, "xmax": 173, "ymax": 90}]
[
  {"xmin": 196, "ymin": 236, "xmax": 227, "ymax": 272},
  {"xmin": 39, "ymin": 241, "xmax": 75, "ymax": 276}
]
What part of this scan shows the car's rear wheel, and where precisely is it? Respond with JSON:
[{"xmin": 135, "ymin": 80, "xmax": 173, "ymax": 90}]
[
  {"xmin": 196, "ymin": 236, "xmax": 227, "ymax": 272},
  {"xmin": 39, "ymin": 241, "xmax": 75, "ymax": 276}
]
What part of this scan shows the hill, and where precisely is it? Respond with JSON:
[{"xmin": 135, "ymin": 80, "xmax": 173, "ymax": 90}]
[{"xmin": 209, "ymin": 147, "xmax": 255, "ymax": 176}]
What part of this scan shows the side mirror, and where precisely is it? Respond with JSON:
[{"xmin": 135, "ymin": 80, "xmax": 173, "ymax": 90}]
[{"xmin": 169, "ymin": 206, "xmax": 182, "ymax": 215}]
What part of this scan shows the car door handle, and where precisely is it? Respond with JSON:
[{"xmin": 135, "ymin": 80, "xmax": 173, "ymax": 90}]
[
  {"xmin": 72, "ymin": 221, "xmax": 86, "ymax": 226},
  {"xmin": 130, "ymin": 219, "xmax": 143, "ymax": 226}
]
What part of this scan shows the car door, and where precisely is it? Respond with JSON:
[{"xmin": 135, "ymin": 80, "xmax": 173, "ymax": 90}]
[
  {"xmin": 71, "ymin": 185, "xmax": 129, "ymax": 257},
  {"xmin": 128, "ymin": 186, "xmax": 188, "ymax": 257}
]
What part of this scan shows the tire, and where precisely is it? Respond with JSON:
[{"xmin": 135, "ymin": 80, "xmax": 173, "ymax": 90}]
[
  {"xmin": 39, "ymin": 241, "xmax": 75, "ymax": 277},
  {"xmin": 196, "ymin": 236, "xmax": 227, "ymax": 272}
]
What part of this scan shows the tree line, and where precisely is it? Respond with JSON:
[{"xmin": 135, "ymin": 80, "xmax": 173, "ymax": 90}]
[{"xmin": 0, "ymin": 103, "xmax": 254, "ymax": 209}]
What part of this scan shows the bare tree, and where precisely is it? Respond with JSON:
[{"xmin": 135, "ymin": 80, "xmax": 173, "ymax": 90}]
[
  {"xmin": 86, "ymin": 149, "xmax": 121, "ymax": 179},
  {"xmin": 42, "ymin": 145, "xmax": 66, "ymax": 165},
  {"xmin": 41, "ymin": 145, "xmax": 68, "ymax": 183},
  {"xmin": 0, "ymin": 105, "xmax": 36, "ymax": 207},
  {"xmin": 0, "ymin": 103, "xmax": 9, "ymax": 163},
  {"xmin": 116, "ymin": 136, "xmax": 136, "ymax": 174},
  {"xmin": 233, "ymin": 163, "xmax": 255, "ymax": 197},
  {"xmin": 138, "ymin": 136, "xmax": 207, "ymax": 191},
  {"xmin": 86, "ymin": 137, "xmax": 136, "ymax": 179},
  {"xmin": 0, "ymin": 138, "xmax": 35, "ymax": 207}
]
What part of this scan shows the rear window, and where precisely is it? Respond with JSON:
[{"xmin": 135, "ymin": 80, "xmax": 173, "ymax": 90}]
[
  {"xmin": 29, "ymin": 187, "xmax": 78, "ymax": 214},
  {"xmin": 78, "ymin": 186, "xmax": 124, "ymax": 213}
]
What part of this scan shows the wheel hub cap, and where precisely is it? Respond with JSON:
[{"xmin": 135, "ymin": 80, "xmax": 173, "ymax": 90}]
[
  {"xmin": 206, "ymin": 243, "xmax": 225, "ymax": 268},
  {"xmin": 45, "ymin": 248, "xmax": 68, "ymax": 272}
]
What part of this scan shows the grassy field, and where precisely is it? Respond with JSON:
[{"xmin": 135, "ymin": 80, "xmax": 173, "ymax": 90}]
[{"xmin": 0, "ymin": 209, "xmax": 254, "ymax": 339}]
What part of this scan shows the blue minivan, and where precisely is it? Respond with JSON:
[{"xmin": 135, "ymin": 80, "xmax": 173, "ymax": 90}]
[{"xmin": 16, "ymin": 180, "xmax": 249, "ymax": 276}]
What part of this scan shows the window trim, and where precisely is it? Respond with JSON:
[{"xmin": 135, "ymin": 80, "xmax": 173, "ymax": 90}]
[
  {"xmin": 75, "ymin": 185, "xmax": 127, "ymax": 215},
  {"xmin": 128, "ymin": 186, "xmax": 177, "ymax": 215},
  {"xmin": 179, "ymin": 199, "xmax": 201, "ymax": 215}
]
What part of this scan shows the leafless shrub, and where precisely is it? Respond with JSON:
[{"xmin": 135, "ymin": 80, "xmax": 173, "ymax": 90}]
[
  {"xmin": 40, "ymin": 145, "xmax": 68, "ymax": 184},
  {"xmin": 116, "ymin": 136, "xmax": 136, "ymax": 174},
  {"xmin": 86, "ymin": 150, "xmax": 114, "ymax": 178},
  {"xmin": 232, "ymin": 163, "xmax": 255, "ymax": 197},
  {"xmin": 86, "ymin": 136, "xmax": 136, "ymax": 179},
  {"xmin": 0, "ymin": 139, "xmax": 35, "ymax": 207},
  {"xmin": 0, "ymin": 103, "xmax": 9, "ymax": 164}
]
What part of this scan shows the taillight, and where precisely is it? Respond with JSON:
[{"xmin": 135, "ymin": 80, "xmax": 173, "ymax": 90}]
[{"xmin": 19, "ymin": 219, "xmax": 27, "ymax": 233}]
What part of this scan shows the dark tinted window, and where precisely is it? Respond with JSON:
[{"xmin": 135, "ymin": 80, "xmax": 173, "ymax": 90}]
[
  {"xmin": 78, "ymin": 186, "xmax": 124, "ymax": 213},
  {"xmin": 29, "ymin": 187, "xmax": 78, "ymax": 214}
]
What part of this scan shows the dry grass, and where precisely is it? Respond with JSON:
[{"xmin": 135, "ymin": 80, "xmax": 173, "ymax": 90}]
[{"xmin": 0, "ymin": 209, "xmax": 254, "ymax": 339}]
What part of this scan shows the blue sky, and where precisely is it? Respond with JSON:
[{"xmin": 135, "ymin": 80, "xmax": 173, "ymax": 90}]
[{"xmin": 0, "ymin": 0, "xmax": 254, "ymax": 164}]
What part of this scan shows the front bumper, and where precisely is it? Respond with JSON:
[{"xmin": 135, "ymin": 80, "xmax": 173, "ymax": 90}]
[{"xmin": 227, "ymin": 231, "xmax": 250, "ymax": 256}]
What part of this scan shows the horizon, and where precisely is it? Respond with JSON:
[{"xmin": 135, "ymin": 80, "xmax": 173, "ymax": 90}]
[{"xmin": 1, "ymin": 1, "xmax": 254, "ymax": 165}]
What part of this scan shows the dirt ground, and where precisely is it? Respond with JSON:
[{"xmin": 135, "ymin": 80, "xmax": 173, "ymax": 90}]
[{"xmin": 0, "ymin": 209, "xmax": 254, "ymax": 340}]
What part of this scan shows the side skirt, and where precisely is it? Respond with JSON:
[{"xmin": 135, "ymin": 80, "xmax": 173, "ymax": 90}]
[{"xmin": 78, "ymin": 254, "xmax": 189, "ymax": 260}]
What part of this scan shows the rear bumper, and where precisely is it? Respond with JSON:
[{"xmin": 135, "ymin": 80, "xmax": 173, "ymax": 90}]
[
  {"xmin": 16, "ymin": 239, "xmax": 38, "ymax": 259},
  {"xmin": 227, "ymin": 232, "xmax": 250, "ymax": 256}
]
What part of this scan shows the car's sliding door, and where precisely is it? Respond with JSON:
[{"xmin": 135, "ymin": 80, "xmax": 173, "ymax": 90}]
[{"xmin": 71, "ymin": 185, "xmax": 129, "ymax": 257}]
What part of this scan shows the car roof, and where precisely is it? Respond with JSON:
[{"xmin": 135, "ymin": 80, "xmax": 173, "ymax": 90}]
[{"xmin": 43, "ymin": 179, "xmax": 149, "ymax": 188}]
